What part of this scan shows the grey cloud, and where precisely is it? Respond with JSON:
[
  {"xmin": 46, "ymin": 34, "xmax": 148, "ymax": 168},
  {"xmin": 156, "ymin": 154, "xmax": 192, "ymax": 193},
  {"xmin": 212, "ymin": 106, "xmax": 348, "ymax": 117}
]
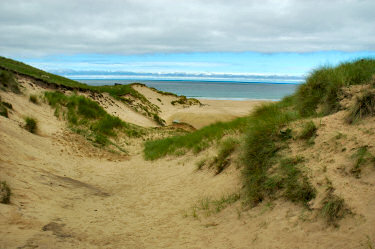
[{"xmin": 0, "ymin": 0, "xmax": 374, "ymax": 56}]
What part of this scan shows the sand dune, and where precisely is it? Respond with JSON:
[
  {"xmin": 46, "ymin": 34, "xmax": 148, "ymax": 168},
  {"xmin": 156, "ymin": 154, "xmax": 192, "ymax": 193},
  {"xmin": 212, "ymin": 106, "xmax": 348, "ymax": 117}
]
[{"xmin": 1, "ymin": 77, "xmax": 375, "ymax": 249}]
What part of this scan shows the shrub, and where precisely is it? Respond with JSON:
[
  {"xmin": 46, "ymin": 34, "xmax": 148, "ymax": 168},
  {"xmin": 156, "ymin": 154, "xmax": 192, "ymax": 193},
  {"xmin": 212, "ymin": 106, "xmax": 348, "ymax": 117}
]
[
  {"xmin": 0, "ymin": 181, "xmax": 11, "ymax": 204},
  {"xmin": 346, "ymin": 90, "xmax": 375, "ymax": 124},
  {"xmin": 299, "ymin": 121, "xmax": 317, "ymax": 140},
  {"xmin": 24, "ymin": 117, "xmax": 37, "ymax": 133},
  {"xmin": 29, "ymin": 94, "xmax": 38, "ymax": 104}
]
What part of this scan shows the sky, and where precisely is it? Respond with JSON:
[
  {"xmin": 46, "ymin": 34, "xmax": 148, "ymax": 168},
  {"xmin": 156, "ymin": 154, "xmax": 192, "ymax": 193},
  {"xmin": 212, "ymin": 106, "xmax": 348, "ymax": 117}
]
[{"xmin": 1, "ymin": 0, "xmax": 375, "ymax": 82}]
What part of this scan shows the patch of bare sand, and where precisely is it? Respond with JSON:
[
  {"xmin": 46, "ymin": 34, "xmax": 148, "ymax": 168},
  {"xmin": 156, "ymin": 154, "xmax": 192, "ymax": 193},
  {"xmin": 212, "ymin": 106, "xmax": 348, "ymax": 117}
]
[{"xmin": 132, "ymin": 84, "xmax": 266, "ymax": 129}]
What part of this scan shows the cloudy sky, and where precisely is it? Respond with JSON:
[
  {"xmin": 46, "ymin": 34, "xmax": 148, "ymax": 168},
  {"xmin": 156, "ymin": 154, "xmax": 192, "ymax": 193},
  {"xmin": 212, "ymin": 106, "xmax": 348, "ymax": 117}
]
[{"xmin": 1, "ymin": 0, "xmax": 375, "ymax": 81}]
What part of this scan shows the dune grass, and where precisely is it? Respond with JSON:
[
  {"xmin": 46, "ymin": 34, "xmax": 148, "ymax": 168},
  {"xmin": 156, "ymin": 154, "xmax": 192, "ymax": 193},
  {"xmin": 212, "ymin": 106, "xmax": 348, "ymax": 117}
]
[
  {"xmin": 295, "ymin": 59, "xmax": 375, "ymax": 117},
  {"xmin": 0, "ymin": 181, "xmax": 11, "ymax": 204},
  {"xmin": 299, "ymin": 121, "xmax": 317, "ymax": 142},
  {"xmin": 211, "ymin": 137, "xmax": 239, "ymax": 174},
  {"xmin": 0, "ymin": 69, "xmax": 20, "ymax": 93},
  {"xmin": 346, "ymin": 90, "xmax": 375, "ymax": 124},
  {"xmin": 44, "ymin": 91, "xmax": 143, "ymax": 147},
  {"xmin": 24, "ymin": 117, "xmax": 37, "ymax": 133},
  {"xmin": 143, "ymin": 116, "xmax": 251, "ymax": 160}
]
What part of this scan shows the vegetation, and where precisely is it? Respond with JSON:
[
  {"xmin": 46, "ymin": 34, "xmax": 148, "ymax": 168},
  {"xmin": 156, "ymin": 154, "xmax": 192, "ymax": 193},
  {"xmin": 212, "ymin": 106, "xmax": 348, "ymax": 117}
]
[
  {"xmin": 351, "ymin": 146, "xmax": 374, "ymax": 178},
  {"xmin": 346, "ymin": 90, "xmax": 375, "ymax": 124},
  {"xmin": 0, "ymin": 69, "xmax": 20, "ymax": 93},
  {"xmin": 299, "ymin": 121, "xmax": 317, "ymax": 144},
  {"xmin": 0, "ymin": 96, "xmax": 12, "ymax": 118},
  {"xmin": 0, "ymin": 103, "xmax": 8, "ymax": 118},
  {"xmin": 195, "ymin": 158, "xmax": 206, "ymax": 170},
  {"xmin": 321, "ymin": 181, "xmax": 347, "ymax": 226},
  {"xmin": 144, "ymin": 116, "xmax": 251, "ymax": 160},
  {"xmin": 0, "ymin": 181, "xmax": 11, "ymax": 204},
  {"xmin": 44, "ymin": 91, "xmax": 143, "ymax": 147},
  {"xmin": 241, "ymin": 100, "xmax": 300, "ymax": 205},
  {"xmin": 29, "ymin": 94, "xmax": 38, "ymax": 104},
  {"xmin": 189, "ymin": 193, "xmax": 240, "ymax": 218},
  {"xmin": 24, "ymin": 117, "xmax": 37, "ymax": 133},
  {"xmin": 295, "ymin": 59, "xmax": 375, "ymax": 117},
  {"xmin": 0, "ymin": 56, "xmax": 168, "ymax": 125},
  {"xmin": 211, "ymin": 137, "xmax": 239, "ymax": 174}
]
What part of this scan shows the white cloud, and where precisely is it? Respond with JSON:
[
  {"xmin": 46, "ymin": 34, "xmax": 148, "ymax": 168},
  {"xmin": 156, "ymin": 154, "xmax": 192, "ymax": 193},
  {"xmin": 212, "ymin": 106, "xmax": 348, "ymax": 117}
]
[{"xmin": 1, "ymin": 0, "xmax": 374, "ymax": 56}]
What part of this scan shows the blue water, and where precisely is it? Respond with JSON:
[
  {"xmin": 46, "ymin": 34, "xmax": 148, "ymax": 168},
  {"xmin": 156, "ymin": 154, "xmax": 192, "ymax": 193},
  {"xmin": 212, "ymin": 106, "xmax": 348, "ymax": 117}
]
[{"xmin": 77, "ymin": 79, "xmax": 299, "ymax": 101}]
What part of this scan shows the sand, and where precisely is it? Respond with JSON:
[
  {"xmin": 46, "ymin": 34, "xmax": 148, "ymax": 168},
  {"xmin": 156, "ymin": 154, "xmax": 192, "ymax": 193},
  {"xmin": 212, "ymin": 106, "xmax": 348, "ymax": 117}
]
[
  {"xmin": 132, "ymin": 84, "xmax": 266, "ymax": 128},
  {"xmin": 1, "ymin": 77, "xmax": 375, "ymax": 248}
]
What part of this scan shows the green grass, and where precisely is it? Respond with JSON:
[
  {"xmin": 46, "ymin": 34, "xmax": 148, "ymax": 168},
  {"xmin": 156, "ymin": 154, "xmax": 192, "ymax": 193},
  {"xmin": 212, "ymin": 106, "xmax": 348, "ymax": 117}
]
[
  {"xmin": 0, "ymin": 56, "xmax": 167, "ymax": 125},
  {"xmin": 143, "ymin": 116, "xmax": 251, "ymax": 160},
  {"xmin": 211, "ymin": 137, "xmax": 239, "ymax": 174},
  {"xmin": 44, "ymin": 91, "xmax": 143, "ymax": 148},
  {"xmin": 0, "ymin": 69, "xmax": 20, "ymax": 93},
  {"xmin": 190, "ymin": 193, "xmax": 240, "ymax": 218},
  {"xmin": 279, "ymin": 157, "xmax": 316, "ymax": 205},
  {"xmin": 241, "ymin": 100, "xmax": 300, "ymax": 205},
  {"xmin": 0, "ymin": 96, "xmax": 12, "ymax": 118},
  {"xmin": 321, "ymin": 183, "xmax": 347, "ymax": 226},
  {"xmin": 299, "ymin": 121, "xmax": 317, "ymax": 140},
  {"xmin": 196, "ymin": 158, "xmax": 206, "ymax": 170},
  {"xmin": 24, "ymin": 117, "xmax": 37, "ymax": 133},
  {"xmin": 346, "ymin": 90, "xmax": 375, "ymax": 124},
  {"xmin": 0, "ymin": 104, "xmax": 8, "ymax": 118},
  {"xmin": 350, "ymin": 146, "xmax": 374, "ymax": 178},
  {"xmin": 294, "ymin": 59, "xmax": 375, "ymax": 117},
  {"xmin": 0, "ymin": 181, "xmax": 11, "ymax": 204}
]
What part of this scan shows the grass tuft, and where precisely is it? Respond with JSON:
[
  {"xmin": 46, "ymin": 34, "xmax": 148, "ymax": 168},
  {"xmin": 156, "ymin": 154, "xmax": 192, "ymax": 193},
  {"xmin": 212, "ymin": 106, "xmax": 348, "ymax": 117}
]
[
  {"xmin": 211, "ymin": 137, "xmax": 239, "ymax": 174},
  {"xmin": 321, "ymin": 185, "xmax": 347, "ymax": 226},
  {"xmin": 346, "ymin": 90, "xmax": 375, "ymax": 124},
  {"xmin": 350, "ymin": 146, "xmax": 374, "ymax": 178},
  {"xmin": 0, "ymin": 69, "xmax": 20, "ymax": 93},
  {"xmin": 0, "ymin": 181, "xmax": 11, "ymax": 204},
  {"xmin": 24, "ymin": 117, "xmax": 37, "ymax": 133},
  {"xmin": 299, "ymin": 121, "xmax": 317, "ymax": 140},
  {"xmin": 29, "ymin": 94, "xmax": 38, "ymax": 104}
]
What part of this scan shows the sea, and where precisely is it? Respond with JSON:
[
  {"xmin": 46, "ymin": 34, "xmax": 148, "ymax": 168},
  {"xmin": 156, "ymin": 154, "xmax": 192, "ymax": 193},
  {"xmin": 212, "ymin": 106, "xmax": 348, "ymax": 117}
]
[{"xmin": 77, "ymin": 79, "xmax": 300, "ymax": 101}]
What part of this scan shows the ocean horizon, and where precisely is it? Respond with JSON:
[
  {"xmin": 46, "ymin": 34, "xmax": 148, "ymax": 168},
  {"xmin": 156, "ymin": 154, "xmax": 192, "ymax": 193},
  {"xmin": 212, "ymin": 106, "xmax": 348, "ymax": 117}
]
[{"xmin": 77, "ymin": 79, "xmax": 299, "ymax": 101}]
